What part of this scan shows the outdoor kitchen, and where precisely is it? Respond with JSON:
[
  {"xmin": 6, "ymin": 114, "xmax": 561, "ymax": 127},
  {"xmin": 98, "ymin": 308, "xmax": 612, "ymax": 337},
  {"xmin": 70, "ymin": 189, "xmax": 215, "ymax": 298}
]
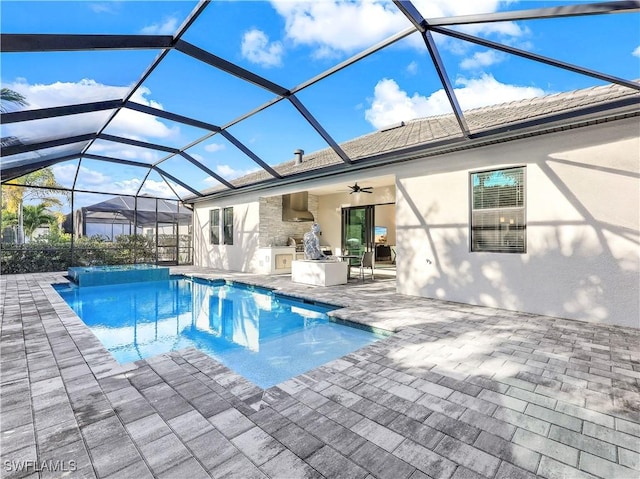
[{"xmin": 255, "ymin": 192, "xmax": 333, "ymax": 274}]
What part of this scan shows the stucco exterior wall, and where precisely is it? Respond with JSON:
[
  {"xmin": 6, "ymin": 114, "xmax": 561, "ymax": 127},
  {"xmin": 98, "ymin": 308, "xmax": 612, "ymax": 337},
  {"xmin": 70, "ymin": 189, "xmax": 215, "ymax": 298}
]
[
  {"xmin": 193, "ymin": 193, "xmax": 320, "ymax": 272},
  {"xmin": 395, "ymin": 118, "xmax": 639, "ymax": 328},
  {"xmin": 193, "ymin": 199, "xmax": 261, "ymax": 272}
]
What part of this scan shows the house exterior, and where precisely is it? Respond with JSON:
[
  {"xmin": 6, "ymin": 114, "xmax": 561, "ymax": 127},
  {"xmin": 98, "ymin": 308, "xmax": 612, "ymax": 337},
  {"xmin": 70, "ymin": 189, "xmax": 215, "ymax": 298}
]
[{"xmin": 189, "ymin": 83, "xmax": 640, "ymax": 329}]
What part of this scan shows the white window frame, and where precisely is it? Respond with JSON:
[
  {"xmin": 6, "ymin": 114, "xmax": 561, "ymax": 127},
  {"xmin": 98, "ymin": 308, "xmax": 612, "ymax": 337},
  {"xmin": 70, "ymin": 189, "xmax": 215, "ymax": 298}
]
[{"xmin": 470, "ymin": 166, "xmax": 526, "ymax": 253}]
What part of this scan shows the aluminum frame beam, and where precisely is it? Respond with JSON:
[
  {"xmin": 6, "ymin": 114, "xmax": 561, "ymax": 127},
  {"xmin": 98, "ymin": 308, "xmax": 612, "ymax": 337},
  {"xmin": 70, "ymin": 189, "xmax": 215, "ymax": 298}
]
[
  {"xmin": 219, "ymin": 131, "xmax": 282, "ymax": 179},
  {"xmin": 124, "ymin": 101, "xmax": 221, "ymax": 132},
  {"xmin": 179, "ymin": 152, "xmax": 236, "ymax": 190},
  {"xmin": 0, "ymin": 34, "xmax": 173, "ymax": 52},
  {"xmin": 1, "ymin": 154, "xmax": 78, "ymax": 183},
  {"xmin": 82, "ymin": 154, "xmax": 156, "ymax": 170},
  {"xmin": 97, "ymin": 133, "xmax": 179, "ymax": 154},
  {"xmin": 1, "ymin": 133, "xmax": 95, "ymax": 157},
  {"xmin": 393, "ymin": 1, "xmax": 470, "ymax": 137},
  {"xmin": 154, "ymin": 166, "xmax": 203, "ymax": 197},
  {"xmin": 427, "ymin": 1, "xmax": 640, "ymax": 27},
  {"xmin": 420, "ymin": 30, "xmax": 470, "ymax": 137},
  {"xmin": 393, "ymin": 1, "xmax": 427, "ymax": 32},
  {"xmin": 292, "ymin": 26, "xmax": 417, "ymax": 94},
  {"xmin": 431, "ymin": 26, "xmax": 640, "ymax": 91},
  {"xmin": 144, "ymin": 103, "xmax": 280, "ymax": 184},
  {"xmin": 288, "ymin": 95, "xmax": 352, "ymax": 164},
  {"xmin": 0, "ymin": 99, "xmax": 123, "ymax": 124},
  {"xmin": 175, "ymin": 40, "xmax": 290, "ymax": 97}
]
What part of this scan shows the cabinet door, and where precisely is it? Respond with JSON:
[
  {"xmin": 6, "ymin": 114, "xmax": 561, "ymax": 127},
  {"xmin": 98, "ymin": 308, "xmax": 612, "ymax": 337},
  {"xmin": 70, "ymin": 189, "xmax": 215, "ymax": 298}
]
[{"xmin": 275, "ymin": 254, "xmax": 293, "ymax": 269}]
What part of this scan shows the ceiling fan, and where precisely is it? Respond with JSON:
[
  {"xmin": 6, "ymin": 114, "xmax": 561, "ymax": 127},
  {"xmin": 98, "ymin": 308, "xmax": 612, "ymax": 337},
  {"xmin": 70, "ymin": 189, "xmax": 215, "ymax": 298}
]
[{"xmin": 348, "ymin": 182, "xmax": 373, "ymax": 194}]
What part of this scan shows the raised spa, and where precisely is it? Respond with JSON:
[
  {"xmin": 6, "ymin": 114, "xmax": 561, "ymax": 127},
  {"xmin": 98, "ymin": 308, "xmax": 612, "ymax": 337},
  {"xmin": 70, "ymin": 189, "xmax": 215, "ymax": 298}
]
[{"xmin": 67, "ymin": 264, "xmax": 170, "ymax": 286}]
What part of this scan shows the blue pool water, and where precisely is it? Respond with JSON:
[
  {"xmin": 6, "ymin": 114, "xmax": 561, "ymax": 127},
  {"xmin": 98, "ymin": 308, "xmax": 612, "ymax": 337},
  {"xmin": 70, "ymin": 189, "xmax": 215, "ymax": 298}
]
[{"xmin": 54, "ymin": 277, "xmax": 387, "ymax": 388}]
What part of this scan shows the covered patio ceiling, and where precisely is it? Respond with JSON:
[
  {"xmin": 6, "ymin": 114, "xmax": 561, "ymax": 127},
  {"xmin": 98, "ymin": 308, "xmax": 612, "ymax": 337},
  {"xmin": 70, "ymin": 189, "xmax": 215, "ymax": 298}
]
[{"xmin": 1, "ymin": 0, "xmax": 639, "ymax": 203}]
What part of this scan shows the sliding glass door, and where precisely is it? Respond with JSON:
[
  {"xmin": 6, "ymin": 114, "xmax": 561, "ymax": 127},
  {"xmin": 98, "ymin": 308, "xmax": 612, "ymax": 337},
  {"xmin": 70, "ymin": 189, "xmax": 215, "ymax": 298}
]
[{"xmin": 341, "ymin": 206, "xmax": 374, "ymax": 263}]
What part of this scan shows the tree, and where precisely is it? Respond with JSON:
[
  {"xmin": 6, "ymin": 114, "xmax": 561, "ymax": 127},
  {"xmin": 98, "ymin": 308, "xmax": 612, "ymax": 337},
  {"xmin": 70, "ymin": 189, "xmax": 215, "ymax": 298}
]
[
  {"xmin": 22, "ymin": 204, "xmax": 56, "ymax": 241},
  {"xmin": 2, "ymin": 168, "xmax": 67, "ymax": 244},
  {"xmin": 1, "ymin": 210, "xmax": 18, "ymax": 230},
  {"xmin": 0, "ymin": 88, "xmax": 28, "ymax": 112}
]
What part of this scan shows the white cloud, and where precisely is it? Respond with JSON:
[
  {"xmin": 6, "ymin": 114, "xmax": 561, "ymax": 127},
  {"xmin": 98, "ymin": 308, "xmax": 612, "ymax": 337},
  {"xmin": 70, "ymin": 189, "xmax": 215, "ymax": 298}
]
[
  {"xmin": 414, "ymin": 1, "xmax": 527, "ymax": 39},
  {"xmin": 241, "ymin": 29, "xmax": 284, "ymax": 68},
  {"xmin": 51, "ymin": 163, "xmax": 187, "ymax": 198},
  {"xmin": 140, "ymin": 16, "xmax": 179, "ymax": 35},
  {"xmin": 365, "ymin": 74, "xmax": 545, "ymax": 129},
  {"xmin": 88, "ymin": 140, "xmax": 161, "ymax": 163},
  {"xmin": 204, "ymin": 142, "xmax": 226, "ymax": 153},
  {"xmin": 109, "ymin": 87, "xmax": 179, "ymax": 140},
  {"xmin": 50, "ymin": 163, "xmax": 78, "ymax": 185},
  {"xmin": 73, "ymin": 165, "xmax": 111, "ymax": 189},
  {"xmin": 207, "ymin": 164, "xmax": 259, "ymax": 180},
  {"xmin": 217, "ymin": 164, "xmax": 244, "ymax": 178},
  {"xmin": 144, "ymin": 179, "xmax": 190, "ymax": 198},
  {"xmin": 633, "ymin": 46, "xmax": 640, "ymax": 57},
  {"xmin": 415, "ymin": 0, "xmax": 515, "ymax": 18},
  {"xmin": 6, "ymin": 78, "xmax": 125, "ymax": 109},
  {"xmin": 460, "ymin": 50, "xmax": 505, "ymax": 70},
  {"xmin": 89, "ymin": 3, "xmax": 118, "ymax": 14},
  {"xmin": 112, "ymin": 178, "xmax": 142, "ymax": 195},
  {"xmin": 406, "ymin": 61, "xmax": 418, "ymax": 75},
  {"xmin": 271, "ymin": 0, "xmax": 405, "ymax": 57},
  {"xmin": 111, "ymin": 178, "xmax": 188, "ymax": 198},
  {"xmin": 270, "ymin": 0, "xmax": 524, "ymax": 57}
]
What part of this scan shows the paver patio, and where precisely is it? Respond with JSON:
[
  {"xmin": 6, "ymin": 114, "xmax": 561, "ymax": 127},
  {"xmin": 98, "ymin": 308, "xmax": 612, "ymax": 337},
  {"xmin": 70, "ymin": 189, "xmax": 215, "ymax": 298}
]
[{"xmin": 1, "ymin": 267, "xmax": 639, "ymax": 478}]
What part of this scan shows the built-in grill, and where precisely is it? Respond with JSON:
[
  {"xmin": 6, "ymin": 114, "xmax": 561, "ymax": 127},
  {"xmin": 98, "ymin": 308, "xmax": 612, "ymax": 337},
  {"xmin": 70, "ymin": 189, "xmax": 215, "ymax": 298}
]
[{"xmin": 288, "ymin": 236, "xmax": 332, "ymax": 256}]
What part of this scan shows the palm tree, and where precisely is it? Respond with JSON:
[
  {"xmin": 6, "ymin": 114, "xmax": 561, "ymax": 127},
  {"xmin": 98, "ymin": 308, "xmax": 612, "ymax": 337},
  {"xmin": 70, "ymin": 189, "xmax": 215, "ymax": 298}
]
[
  {"xmin": 0, "ymin": 88, "xmax": 28, "ymax": 112},
  {"xmin": 1, "ymin": 210, "xmax": 18, "ymax": 242},
  {"xmin": 2, "ymin": 168, "xmax": 66, "ymax": 244},
  {"xmin": 22, "ymin": 204, "xmax": 56, "ymax": 241}
]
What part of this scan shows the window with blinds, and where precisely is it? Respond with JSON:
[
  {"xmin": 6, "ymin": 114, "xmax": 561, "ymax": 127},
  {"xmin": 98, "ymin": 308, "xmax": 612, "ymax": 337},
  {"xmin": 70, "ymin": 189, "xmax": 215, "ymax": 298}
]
[
  {"xmin": 209, "ymin": 209, "xmax": 220, "ymax": 245},
  {"xmin": 223, "ymin": 207, "xmax": 234, "ymax": 245},
  {"xmin": 471, "ymin": 167, "xmax": 526, "ymax": 253}
]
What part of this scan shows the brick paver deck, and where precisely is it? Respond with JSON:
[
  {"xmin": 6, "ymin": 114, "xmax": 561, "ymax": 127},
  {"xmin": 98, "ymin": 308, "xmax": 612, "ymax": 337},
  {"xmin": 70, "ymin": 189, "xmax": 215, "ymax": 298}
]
[{"xmin": 1, "ymin": 267, "xmax": 638, "ymax": 478}]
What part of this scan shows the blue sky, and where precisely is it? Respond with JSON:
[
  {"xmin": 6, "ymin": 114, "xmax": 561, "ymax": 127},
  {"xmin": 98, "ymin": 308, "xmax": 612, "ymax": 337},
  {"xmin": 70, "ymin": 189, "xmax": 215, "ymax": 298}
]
[{"xmin": 1, "ymin": 0, "xmax": 639, "ymax": 210}]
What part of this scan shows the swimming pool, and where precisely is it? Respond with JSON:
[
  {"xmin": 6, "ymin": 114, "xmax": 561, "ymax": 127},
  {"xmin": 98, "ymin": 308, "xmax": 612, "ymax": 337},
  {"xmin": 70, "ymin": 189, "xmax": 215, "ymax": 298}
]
[{"xmin": 55, "ymin": 277, "xmax": 387, "ymax": 388}]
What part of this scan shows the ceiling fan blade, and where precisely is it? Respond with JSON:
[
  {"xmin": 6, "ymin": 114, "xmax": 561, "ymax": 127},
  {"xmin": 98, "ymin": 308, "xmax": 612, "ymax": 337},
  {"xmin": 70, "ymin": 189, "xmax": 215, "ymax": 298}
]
[{"xmin": 346, "ymin": 183, "xmax": 373, "ymax": 193}]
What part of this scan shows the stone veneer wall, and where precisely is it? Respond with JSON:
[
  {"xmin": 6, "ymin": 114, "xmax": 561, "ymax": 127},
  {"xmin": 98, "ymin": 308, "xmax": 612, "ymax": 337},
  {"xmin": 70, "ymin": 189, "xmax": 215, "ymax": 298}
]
[{"xmin": 258, "ymin": 194, "xmax": 319, "ymax": 247}]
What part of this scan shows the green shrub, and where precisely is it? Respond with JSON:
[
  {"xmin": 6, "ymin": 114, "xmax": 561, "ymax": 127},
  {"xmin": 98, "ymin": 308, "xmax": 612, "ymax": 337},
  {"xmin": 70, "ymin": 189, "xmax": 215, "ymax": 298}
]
[{"xmin": 1, "ymin": 234, "xmax": 157, "ymax": 273}]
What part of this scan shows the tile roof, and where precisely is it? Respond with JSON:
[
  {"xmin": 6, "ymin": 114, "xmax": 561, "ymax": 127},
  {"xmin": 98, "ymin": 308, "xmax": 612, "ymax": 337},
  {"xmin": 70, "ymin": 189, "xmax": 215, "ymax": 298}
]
[{"xmin": 201, "ymin": 82, "xmax": 639, "ymax": 195}]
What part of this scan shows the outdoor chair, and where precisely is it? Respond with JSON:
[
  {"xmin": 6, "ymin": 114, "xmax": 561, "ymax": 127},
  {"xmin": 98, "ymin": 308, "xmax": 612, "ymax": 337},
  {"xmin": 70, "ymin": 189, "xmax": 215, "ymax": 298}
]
[{"xmin": 358, "ymin": 251, "xmax": 374, "ymax": 281}]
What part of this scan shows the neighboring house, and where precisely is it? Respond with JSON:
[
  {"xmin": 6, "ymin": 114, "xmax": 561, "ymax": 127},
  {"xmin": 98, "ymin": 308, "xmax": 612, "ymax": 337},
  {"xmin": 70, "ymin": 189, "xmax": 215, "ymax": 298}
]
[
  {"xmin": 187, "ymin": 83, "xmax": 640, "ymax": 329},
  {"xmin": 64, "ymin": 195, "xmax": 194, "ymax": 264}
]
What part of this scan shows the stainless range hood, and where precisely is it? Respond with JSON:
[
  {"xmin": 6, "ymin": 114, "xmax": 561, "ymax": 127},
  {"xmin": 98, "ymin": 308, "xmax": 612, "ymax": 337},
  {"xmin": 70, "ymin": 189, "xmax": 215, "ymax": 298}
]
[{"xmin": 282, "ymin": 192, "xmax": 314, "ymax": 222}]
